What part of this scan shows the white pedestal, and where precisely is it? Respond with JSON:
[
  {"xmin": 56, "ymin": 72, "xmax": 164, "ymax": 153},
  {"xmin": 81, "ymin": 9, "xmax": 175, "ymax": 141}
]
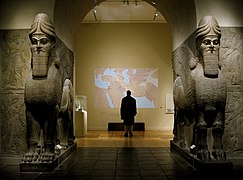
[{"xmin": 75, "ymin": 110, "xmax": 87, "ymax": 137}]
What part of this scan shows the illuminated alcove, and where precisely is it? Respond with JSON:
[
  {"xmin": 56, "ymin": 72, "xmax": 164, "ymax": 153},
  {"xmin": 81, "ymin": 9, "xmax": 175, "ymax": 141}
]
[{"xmin": 74, "ymin": 1, "xmax": 175, "ymax": 131}]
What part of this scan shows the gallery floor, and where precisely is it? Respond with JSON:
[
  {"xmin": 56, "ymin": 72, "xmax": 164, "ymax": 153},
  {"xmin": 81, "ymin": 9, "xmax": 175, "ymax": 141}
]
[
  {"xmin": 1, "ymin": 130, "xmax": 243, "ymax": 179},
  {"xmin": 75, "ymin": 130, "xmax": 173, "ymax": 148}
]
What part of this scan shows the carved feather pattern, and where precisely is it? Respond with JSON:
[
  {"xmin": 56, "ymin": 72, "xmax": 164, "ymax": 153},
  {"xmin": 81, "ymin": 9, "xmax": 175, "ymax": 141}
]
[{"xmin": 173, "ymin": 44, "xmax": 197, "ymax": 109}]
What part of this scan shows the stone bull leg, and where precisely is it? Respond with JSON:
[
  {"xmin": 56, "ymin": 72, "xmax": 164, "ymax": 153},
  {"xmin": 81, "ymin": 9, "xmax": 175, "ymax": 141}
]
[
  {"xmin": 212, "ymin": 109, "xmax": 226, "ymax": 161},
  {"xmin": 173, "ymin": 77, "xmax": 185, "ymax": 147},
  {"xmin": 23, "ymin": 105, "xmax": 58, "ymax": 162},
  {"xmin": 40, "ymin": 106, "xmax": 58, "ymax": 162},
  {"xmin": 57, "ymin": 79, "xmax": 74, "ymax": 150},
  {"xmin": 23, "ymin": 109, "xmax": 40, "ymax": 162},
  {"xmin": 196, "ymin": 111, "xmax": 210, "ymax": 161},
  {"xmin": 173, "ymin": 76, "xmax": 194, "ymax": 149}
]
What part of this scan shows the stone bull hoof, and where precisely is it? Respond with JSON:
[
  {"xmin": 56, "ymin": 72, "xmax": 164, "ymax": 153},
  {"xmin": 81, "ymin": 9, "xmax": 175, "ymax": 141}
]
[
  {"xmin": 212, "ymin": 148, "xmax": 226, "ymax": 161},
  {"xmin": 23, "ymin": 152, "xmax": 39, "ymax": 162},
  {"xmin": 197, "ymin": 148, "xmax": 211, "ymax": 161},
  {"xmin": 179, "ymin": 140, "xmax": 186, "ymax": 149},
  {"xmin": 60, "ymin": 143, "xmax": 68, "ymax": 150},
  {"xmin": 39, "ymin": 153, "xmax": 55, "ymax": 162},
  {"xmin": 23, "ymin": 152, "xmax": 55, "ymax": 163}
]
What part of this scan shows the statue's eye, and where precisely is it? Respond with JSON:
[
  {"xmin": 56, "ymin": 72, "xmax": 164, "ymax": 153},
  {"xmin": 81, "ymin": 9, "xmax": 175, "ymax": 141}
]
[
  {"xmin": 40, "ymin": 38, "xmax": 49, "ymax": 45},
  {"xmin": 213, "ymin": 40, "xmax": 219, "ymax": 45},
  {"xmin": 202, "ymin": 39, "xmax": 220, "ymax": 46},
  {"xmin": 203, "ymin": 39, "xmax": 211, "ymax": 45},
  {"xmin": 31, "ymin": 38, "xmax": 38, "ymax": 45}
]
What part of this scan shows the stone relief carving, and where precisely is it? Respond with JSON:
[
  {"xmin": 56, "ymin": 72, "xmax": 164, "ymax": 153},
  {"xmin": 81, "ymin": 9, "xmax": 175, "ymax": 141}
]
[
  {"xmin": 23, "ymin": 13, "xmax": 74, "ymax": 162},
  {"xmin": 220, "ymin": 27, "xmax": 243, "ymax": 152},
  {"xmin": 173, "ymin": 16, "xmax": 227, "ymax": 161},
  {"xmin": 0, "ymin": 30, "xmax": 30, "ymax": 155},
  {"xmin": 1, "ymin": 95, "xmax": 26, "ymax": 154},
  {"xmin": 0, "ymin": 31, "xmax": 30, "ymax": 91}
]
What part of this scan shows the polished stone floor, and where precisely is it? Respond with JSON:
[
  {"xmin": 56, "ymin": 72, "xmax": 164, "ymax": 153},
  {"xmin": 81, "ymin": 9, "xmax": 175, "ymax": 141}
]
[
  {"xmin": 75, "ymin": 130, "xmax": 173, "ymax": 148},
  {"xmin": 1, "ymin": 131, "xmax": 243, "ymax": 179}
]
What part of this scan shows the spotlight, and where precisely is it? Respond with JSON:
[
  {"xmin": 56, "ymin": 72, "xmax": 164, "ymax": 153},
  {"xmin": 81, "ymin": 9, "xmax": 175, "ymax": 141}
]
[
  {"xmin": 153, "ymin": 10, "xmax": 159, "ymax": 20},
  {"xmin": 123, "ymin": 0, "xmax": 129, "ymax": 6},
  {"xmin": 152, "ymin": 1, "xmax": 156, "ymax": 5},
  {"xmin": 92, "ymin": 9, "xmax": 97, "ymax": 21}
]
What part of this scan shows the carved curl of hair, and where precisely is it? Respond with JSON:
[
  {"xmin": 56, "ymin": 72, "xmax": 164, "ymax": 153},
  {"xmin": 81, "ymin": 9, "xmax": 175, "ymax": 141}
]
[
  {"xmin": 29, "ymin": 13, "xmax": 56, "ymax": 42},
  {"xmin": 196, "ymin": 16, "xmax": 221, "ymax": 43}
]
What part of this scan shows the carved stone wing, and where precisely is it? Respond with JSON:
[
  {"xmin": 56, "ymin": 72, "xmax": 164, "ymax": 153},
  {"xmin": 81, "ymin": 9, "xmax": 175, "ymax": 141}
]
[
  {"xmin": 56, "ymin": 38, "xmax": 74, "ymax": 82},
  {"xmin": 172, "ymin": 44, "xmax": 197, "ymax": 109}
]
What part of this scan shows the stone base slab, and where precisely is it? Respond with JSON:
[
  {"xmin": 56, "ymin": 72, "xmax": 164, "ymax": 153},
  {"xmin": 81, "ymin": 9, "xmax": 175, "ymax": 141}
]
[{"xmin": 170, "ymin": 140, "xmax": 233, "ymax": 175}]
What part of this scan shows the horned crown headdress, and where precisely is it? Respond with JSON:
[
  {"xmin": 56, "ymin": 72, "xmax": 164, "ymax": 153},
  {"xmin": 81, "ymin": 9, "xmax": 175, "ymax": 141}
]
[
  {"xmin": 196, "ymin": 15, "xmax": 221, "ymax": 42},
  {"xmin": 29, "ymin": 13, "xmax": 56, "ymax": 42}
]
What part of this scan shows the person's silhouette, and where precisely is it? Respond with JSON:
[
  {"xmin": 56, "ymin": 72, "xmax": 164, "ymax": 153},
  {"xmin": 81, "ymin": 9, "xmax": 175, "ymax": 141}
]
[{"xmin": 120, "ymin": 90, "xmax": 137, "ymax": 137}]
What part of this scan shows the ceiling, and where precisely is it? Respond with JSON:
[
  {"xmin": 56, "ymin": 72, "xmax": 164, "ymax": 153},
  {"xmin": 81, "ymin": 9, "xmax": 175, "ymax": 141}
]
[{"xmin": 82, "ymin": 0, "xmax": 166, "ymax": 23}]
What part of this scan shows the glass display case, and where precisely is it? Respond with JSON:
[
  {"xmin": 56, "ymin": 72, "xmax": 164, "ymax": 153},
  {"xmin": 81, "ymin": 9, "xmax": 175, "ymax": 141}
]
[
  {"xmin": 74, "ymin": 95, "xmax": 87, "ymax": 111},
  {"xmin": 74, "ymin": 95, "xmax": 87, "ymax": 136},
  {"xmin": 166, "ymin": 93, "xmax": 174, "ymax": 114}
]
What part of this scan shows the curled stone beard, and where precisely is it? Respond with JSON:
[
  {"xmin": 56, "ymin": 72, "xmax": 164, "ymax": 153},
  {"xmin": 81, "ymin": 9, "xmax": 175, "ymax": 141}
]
[
  {"xmin": 32, "ymin": 50, "xmax": 50, "ymax": 78},
  {"xmin": 202, "ymin": 50, "xmax": 219, "ymax": 77}
]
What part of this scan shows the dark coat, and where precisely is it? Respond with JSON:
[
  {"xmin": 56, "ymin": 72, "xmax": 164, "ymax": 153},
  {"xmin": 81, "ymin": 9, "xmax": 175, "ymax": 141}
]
[{"xmin": 120, "ymin": 95, "xmax": 137, "ymax": 125}]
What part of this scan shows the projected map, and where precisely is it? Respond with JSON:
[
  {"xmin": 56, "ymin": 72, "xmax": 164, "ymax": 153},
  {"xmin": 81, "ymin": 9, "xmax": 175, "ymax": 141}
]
[{"xmin": 95, "ymin": 68, "xmax": 158, "ymax": 108}]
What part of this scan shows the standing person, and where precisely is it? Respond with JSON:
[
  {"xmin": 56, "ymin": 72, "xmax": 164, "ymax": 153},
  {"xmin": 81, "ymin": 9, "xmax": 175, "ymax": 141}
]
[{"xmin": 120, "ymin": 90, "xmax": 137, "ymax": 137}]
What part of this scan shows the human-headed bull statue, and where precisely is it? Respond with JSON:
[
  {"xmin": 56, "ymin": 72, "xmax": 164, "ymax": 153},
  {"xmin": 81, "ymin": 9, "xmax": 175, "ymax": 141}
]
[
  {"xmin": 173, "ymin": 16, "xmax": 227, "ymax": 161},
  {"xmin": 23, "ymin": 13, "xmax": 74, "ymax": 163}
]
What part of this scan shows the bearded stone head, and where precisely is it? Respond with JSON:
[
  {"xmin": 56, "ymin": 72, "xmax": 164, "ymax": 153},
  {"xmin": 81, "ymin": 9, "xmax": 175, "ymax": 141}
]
[
  {"xmin": 196, "ymin": 16, "xmax": 221, "ymax": 77},
  {"xmin": 29, "ymin": 13, "xmax": 56, "ymax": 78}
]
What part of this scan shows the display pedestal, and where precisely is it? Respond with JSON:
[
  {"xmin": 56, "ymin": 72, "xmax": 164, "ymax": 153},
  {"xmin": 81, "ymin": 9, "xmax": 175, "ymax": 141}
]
[
  {"xmin": 170, "ymin": 140, "xmax": 233, "ymax": 176},
  {"xmin": 20, "ymin": 143, "xmax": 77, "ymax": 172},
  {"xmin": 75, "ymin": 110, "xmax": 87, "ymax": 137}
]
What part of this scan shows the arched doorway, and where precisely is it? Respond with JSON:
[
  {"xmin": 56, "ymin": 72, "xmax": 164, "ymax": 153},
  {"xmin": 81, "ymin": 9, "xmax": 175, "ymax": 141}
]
[
  {"xmin": 53, "ymin": 0, "xmax": 196, "ymax": 132},
  {"xmin": 52, "ymin": 0, "xmax": 197, "ymax": 140}
]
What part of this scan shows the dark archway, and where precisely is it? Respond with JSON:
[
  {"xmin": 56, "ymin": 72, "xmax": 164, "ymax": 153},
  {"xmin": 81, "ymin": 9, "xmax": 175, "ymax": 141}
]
[{"xmin": 53, "ymin": 0, "xmax": 196, "ymax": 50}]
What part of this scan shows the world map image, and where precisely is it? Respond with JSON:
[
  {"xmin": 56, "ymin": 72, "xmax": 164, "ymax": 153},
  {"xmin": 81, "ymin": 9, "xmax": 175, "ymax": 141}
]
[{"xmin": 94, "ymin": 68, "xmax": 158, "ymax": 108}]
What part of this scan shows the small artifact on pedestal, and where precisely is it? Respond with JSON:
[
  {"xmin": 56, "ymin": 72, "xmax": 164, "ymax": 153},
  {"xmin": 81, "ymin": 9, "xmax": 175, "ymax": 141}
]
[
  {"xmin": 171, "ymin": 15, "xmax": 233, "ymax": 174},
  {"xmin": 20, "ymin": 13, "xmax": 75, "ymax": 172}
]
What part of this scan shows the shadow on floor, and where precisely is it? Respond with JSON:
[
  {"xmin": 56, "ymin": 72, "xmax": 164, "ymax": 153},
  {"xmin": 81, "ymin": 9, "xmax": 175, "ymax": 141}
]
[{"xmin": 1, "ymin": 147, "xmax": 243, "ymax": 180}]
